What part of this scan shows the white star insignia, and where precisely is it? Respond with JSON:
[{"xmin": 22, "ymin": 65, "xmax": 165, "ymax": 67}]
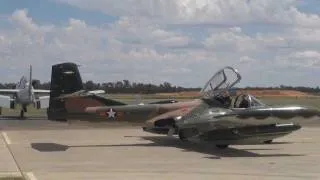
[{"xmin": 106, "ymin": 108, "xmax": 116, "ymax": 119}]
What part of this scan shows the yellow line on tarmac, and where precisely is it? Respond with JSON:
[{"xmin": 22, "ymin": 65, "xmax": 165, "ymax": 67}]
[
  {"xmin": 25, "ymin": 172, "xmax": 38, "ymax": 180},
  {"xmin": 1, "ymin": 132, "xmax": 11, "ymax": 145}
]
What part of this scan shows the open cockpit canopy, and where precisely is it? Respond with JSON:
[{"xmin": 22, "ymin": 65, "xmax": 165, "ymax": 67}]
[{"xmin": 201, "ymin": 66, "xmax": 241, "ymax": 99}]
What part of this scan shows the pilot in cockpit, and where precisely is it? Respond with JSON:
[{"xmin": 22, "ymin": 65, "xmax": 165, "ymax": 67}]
[
  {"xmin": 239, "ymin": 95, "xmax": 249, "ymax": 108},
  {"xmin": 214, "ymin": 90, "xmax": 232, "ymax": 107}
]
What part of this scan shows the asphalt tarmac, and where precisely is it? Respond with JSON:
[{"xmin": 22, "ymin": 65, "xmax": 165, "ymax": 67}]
[{"xmin": 0, "ymin": 117, "xmax": 320, "ymax": 180}]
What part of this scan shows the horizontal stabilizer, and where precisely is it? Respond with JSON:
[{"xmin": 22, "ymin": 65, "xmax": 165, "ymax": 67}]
[
  {"xmin": 33, "ymin": 89, "xmax": 50, "ymax": 94},
  {"xmin": 88, "ymin": 90, "xmax": 105, "ymax": 94}
]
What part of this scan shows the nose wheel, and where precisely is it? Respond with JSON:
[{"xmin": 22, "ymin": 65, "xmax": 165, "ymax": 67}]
[
  {"xmin": 20, "ymin": 105, "xmax": 27, "ymax": 119},
  {"xmin": 178, "ymin": 131, "xmax": 188, "ymax": 141},
  {"xmin": 263, "ymin": 140, "xmax": 273, "ymax": 144},
  {"xmin": 20, "ymin": 110, "xmax": 24, "ymax": 119},
  {"xmin": 215, "ymin": 144, "xmax": 229, "ymax": 149}
]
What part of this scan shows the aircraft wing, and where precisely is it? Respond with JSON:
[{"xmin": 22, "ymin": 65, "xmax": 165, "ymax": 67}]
[
  {"xmin": 88, "ymin": 90, "xmax": 105, "ymax": 94},
  {"xmin": 34, "ymin": 96, "xmax": 50, "ymax": 109},
  {"xmin": 0, "ymin": 89, "xmax": 19, "ymax": 95},
  {"xmin": 0, "ymin": 95, "xmax": 13, "ymax": 108}
]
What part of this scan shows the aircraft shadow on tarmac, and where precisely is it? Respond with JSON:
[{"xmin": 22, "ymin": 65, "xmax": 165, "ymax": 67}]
[{"xmin": 30, "ymin": 136, "xmax": 304, "ymax": 159}]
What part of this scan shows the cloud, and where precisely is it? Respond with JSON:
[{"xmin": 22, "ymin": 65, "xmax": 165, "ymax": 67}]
[
  {"xmin": 54, "ymin": 0, "xmax": 320, "ymax": 27},
  {"xmin": 10, "ymin": 9, "xmax": 53, "ymax": 33},
  {"xmin": 203, "ymin": 28, "xmax": 257, "ymax": 52},
  {"xmin": 0, "ymin": 9, "xmax": 213, "ymax": 85},
  {"xmin": 0, "ymin": 5, "xmax": 320, "ymax": 87},
  {"xmin": 10, "ymin": 9, "xmax": 39, "ymax": 32},
  {"xmin": 108, "ymin": 17, "xmax": 191, "ymax": 48},
  {"xmin": 277, "ymin": 50, "xmax": 320, "ymax": 68}
]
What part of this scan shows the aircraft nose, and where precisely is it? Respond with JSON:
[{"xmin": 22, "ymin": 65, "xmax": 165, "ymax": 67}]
[
  {"xmin": 303, "ymin": 107, "xmax": 320, "ymax": 117},
  {"xmin": 295, "ymin": 107, "xmax": 320, "ymax": 125}
]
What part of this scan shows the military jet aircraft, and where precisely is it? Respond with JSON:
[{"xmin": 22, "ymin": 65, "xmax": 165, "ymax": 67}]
[
  {"xmin": 0, "ymin": 65, "xmax": 50, "ymax": 118},
  {"xmin": 47, "ymin": 62, "xmax": 320, "ymax": 148}
]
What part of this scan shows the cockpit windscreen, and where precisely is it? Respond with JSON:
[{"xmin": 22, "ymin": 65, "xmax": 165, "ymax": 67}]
[{"xmin": 201, "ymin": 66, "xmax": 241, "ymax": 99}]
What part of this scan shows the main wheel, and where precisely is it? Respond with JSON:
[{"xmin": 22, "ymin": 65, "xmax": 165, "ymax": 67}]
[
  {"xmin": 20, "ymin": 110, "xmax": 24, "ymax": 119},
  {"xmin": 178, "ymin": 131, "xmax": 188, "ymax": 141},
  {"xmin": 263, "ymin": 140, "xmax": 273, "ymax": 144},
  {"xmin": 216, "ymin": 144, "xmax": 229, "ymax": 149}
]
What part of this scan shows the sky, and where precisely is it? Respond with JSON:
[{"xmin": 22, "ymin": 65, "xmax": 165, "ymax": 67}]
[{"xmin": 0, "ymin": 0, "xmax": 319, "ymax": 88}]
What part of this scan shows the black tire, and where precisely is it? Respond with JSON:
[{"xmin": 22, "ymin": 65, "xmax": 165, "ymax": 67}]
[
  {"xmin": 23, "ymin": 106, "xmax": 27, "ymax": 112},
  {"xmin": 20, "ymin": 110, "xmax": 24, "ymax": 119},
  {"xmin": 216, "ymin": 144, "xmax": 229, "ymax": 149},
  {"xmin": 178, "ymin": 131, "xmax": 188, "ymax": 141},
  {"xmin": 263, "ymin": 140, "xmax": 273, "ymax": 144}
]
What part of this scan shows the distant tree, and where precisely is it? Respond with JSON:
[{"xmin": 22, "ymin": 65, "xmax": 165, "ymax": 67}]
[
  {"xmin": 115, "ymin": 81, "xmax": 123, "ymax": 89},
  {"xmin": 84, "ymin": 80, "xmax": 95, "ymax": 90},
  {"xmin": 123, "ymin": 80, "xmax": 131, "ymax": 88}
]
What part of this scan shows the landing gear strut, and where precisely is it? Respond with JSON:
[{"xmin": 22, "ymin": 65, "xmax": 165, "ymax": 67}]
[
  {"xmin": 20, "ymin": 105, "xmax": 27, "ymax": 119},
  {"xmin": 20, "ymin": 110, "xmax": 24, "ymax": 119},
  {"xmin": 216, "ymin": 144, "xmax": 229, "ymax": 149}
]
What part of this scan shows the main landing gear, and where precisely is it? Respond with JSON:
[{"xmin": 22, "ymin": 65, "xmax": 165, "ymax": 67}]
[
  {"xmin": 178, "ymin": 131, "xmax": 188, "ymax": 141},
  {"xmin": 215, "ymin": 144, "xmax": 229, "ymax": 149},
  {"xmin": 263, "ymin": 140, "xmax": 273, "ymax": 144}
]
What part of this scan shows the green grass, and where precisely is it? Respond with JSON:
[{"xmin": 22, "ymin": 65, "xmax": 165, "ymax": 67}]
[
  {"xmin": 1, "ymin": 104, "xmax": 46, "ymax": 117},
  {"xmin": 104, "ymin": 94, "xmax": 199, "ymax": 99},
  {"xmin": 259, "ymin": 97, "xmax": 320, "ymax": 109}
]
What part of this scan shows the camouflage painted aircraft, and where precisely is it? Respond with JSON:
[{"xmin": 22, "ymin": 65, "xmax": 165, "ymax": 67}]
[{"xmin": 47, "ymin": 62, "xmax": 320, "ymax": 149}]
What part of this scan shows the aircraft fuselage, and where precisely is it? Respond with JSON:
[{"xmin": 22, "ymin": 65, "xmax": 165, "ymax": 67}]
[{"xmin": 15, "ymin": 86, "xmax": 35, "ymax": 105}]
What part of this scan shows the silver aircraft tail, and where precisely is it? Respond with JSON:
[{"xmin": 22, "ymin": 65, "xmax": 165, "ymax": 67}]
[{"xmin": 28, "ymin": 65, "xmax": 32, "ymax": 98}]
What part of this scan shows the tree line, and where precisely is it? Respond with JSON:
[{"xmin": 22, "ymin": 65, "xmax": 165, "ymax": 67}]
[
  {"xmin": 81, "ymin": 80, "xmax": 201, "ymax": 93},
  {"xmin": 241, "ymin": 85, "xmax": 320, "ymax": 94},
  {"xmin": 0, "ymin": 80, "xmax": 319, "ymax": 94},
  {"xmin": 0, "ymin": 80, "xmax": 201, "ymax": 94}
]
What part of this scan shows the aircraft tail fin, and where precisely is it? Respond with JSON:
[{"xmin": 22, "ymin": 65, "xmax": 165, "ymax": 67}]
[
  {"xmin": 29, "ymin": 65, "xmax": 32, "ymax": 97},
  {"xmin": 47, "ymin": 62, "xmax": 126, "ymax": 121},
  {"xmin": 47, "ymin": 62, "xmax": 84, "ymax": 120},
  {"xmin": 16, "ymin": 76, "xmax": 27, "ymax": 89},
  {"xmin": 49, "ymin": 62, "xmax": 84, "ymax": 98}
]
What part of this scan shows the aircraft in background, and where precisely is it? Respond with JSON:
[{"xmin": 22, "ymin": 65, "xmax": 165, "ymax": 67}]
[
  {"xmin": 0, "ymin": 65, "xmax": 106, "ymax": 119},
  {"xmin": 47, "ymin": 62, "xmax": 320, "ymax": 149},
  {"xmin": 0, "ymin": 65, "xmax": 50, "ymax": 118}
]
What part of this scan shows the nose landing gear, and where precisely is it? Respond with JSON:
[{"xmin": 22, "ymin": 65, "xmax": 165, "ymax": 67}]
[{"xmin": 20, "ymin": 105, "xmax": 27, "ymax": 119}]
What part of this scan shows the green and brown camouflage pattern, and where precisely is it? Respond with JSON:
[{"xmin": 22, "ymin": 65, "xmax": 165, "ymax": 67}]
[{"xmin": 47, "ymin": 63, "xmax": 320, "ymax": 148}]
